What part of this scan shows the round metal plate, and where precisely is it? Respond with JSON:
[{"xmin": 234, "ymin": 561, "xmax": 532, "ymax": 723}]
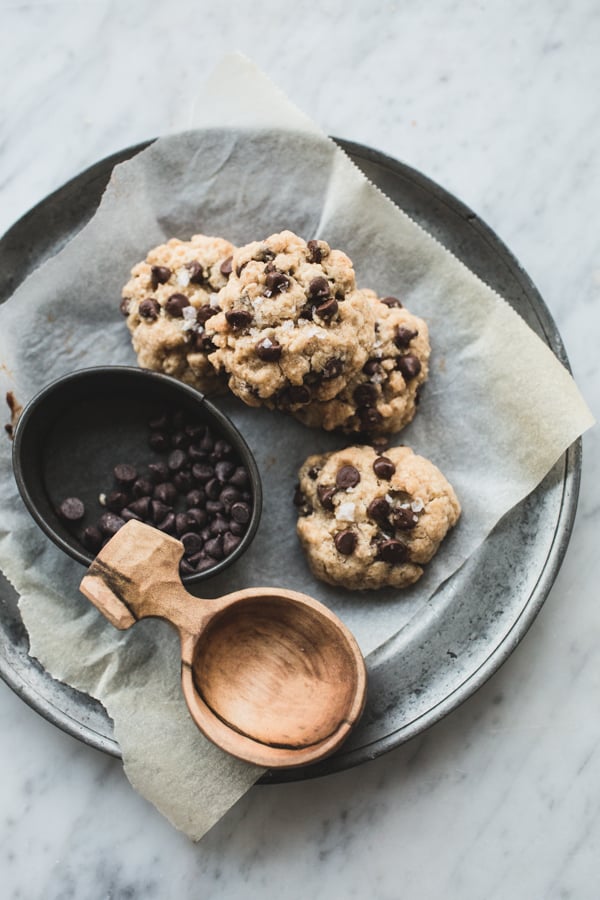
[{"xmin": 0, "ymin": 138, "xmax": 581, "ymax": 783}]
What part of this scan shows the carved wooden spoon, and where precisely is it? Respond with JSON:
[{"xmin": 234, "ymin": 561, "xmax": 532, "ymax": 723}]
[{"xmin": 80, "ymin": 520, "xmax": 367, "ymax": 769}]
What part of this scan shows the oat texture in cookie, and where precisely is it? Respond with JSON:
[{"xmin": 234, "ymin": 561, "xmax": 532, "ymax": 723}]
[
  {"xmin": 204, "ymin": 231, "xmax": 375, "ymax": 410},
  {"xmin": 293, "ymin": 290, "xmax": 430, "ymax": 435},
  {"xmin": 295, "ymin": 445, "xmax": 460, "ymax": 590},
  {"xmin": 121, "ymin": 234, "xmax": 235, "ymax": 393}
]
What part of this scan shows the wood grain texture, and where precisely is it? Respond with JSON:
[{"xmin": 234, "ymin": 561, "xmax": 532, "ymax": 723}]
[{"xmin": 80, "ymin": 520, "xmax": 367, "ymax": 767}]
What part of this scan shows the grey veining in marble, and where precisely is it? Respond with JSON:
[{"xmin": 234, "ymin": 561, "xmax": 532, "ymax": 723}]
[{"xmin": 1, "ymin": 1, "xmax": 599, "ymax": 898}]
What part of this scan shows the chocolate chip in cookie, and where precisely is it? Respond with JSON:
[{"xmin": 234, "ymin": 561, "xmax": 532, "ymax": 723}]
[
  {"xmin": 336, "ymin": 465, "xmax": 360, "ymax": 489},
  {"xmin": 373, "ymin": 456, "xmax": 396, "ymax": 480},
  {"xmin": 165, "ymin": 293, "xmax": 190, "ymax": 317},
  {"xmin": 255, "ymin": 338, "xmax": 282, "ymax": 362},
  {"xmin": 151, "ymin": 265, "xmax": 172, "ymax": 288},
  {"xmin": 334, "ymin": 530, "xmax": 357, "ymax": 555}
]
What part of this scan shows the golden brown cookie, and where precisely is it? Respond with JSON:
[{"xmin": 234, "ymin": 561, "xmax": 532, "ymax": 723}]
[
  {"xmin": 204, "ymin": 231, "xmax": 375, "ymax": 411},
  {"xmin": 295, "ymin": 445, "xmax": 460, "ymax": 590},
  {"xmin": 292, "ymin": 290, "xmax": 430, "ymax": 434},
  {"xmin": 121, "ymin": 234, "xmax": 235, "ymax": 393}
]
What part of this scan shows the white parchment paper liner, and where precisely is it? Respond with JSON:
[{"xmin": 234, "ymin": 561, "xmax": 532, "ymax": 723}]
[{"xmin": 0, "ymin": 55, "xmax": 593, "ymax": 839}]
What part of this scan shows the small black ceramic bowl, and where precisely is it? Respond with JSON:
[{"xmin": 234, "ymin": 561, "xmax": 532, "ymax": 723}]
[{"xmin": 12, "ymin": 366, "xmax": 262, "ymax": 584}]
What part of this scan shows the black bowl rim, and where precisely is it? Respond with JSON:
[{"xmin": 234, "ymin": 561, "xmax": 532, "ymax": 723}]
[{"xmin": 11, "ymin": 365, "xmax": 263, "ymax": 584}]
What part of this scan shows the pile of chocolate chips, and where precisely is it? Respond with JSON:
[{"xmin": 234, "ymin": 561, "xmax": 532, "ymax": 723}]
[{"xmin": 59, "ymin": 409, "xmax": 252, "ymax": 577}]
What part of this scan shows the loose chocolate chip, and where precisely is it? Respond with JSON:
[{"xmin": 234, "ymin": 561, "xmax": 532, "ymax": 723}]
[
  {"xmin": 354, "ymin": 383, "xmax": 378, "ymax": 407},
  {"xmin": 363, "ymin": 359, "xmax": 382, "ymax": 377},
  {"xmin": 98, "ymin": 512, "xmax": 125, "ymax": 536},
  {"xmin": 308, "ymin": 276, "xmax": 330, "ymax": 302},
  {"xmin": 391, "ymin": 507, "xmax": 419, "ymax": 530},
  {"xmin": 381, "ymin": 296, "xmax": 403, "ymax": 308},
  {"xmin": 215, "ymin": 460, "xmax": 236, "ymax": 482},
  {"xmin": 323, "ymin": 358, "xmax": 344, "ymax": 379},
  {"xmin": 367, "ymin": 497, "xmax": 391, "ymax": 522},
  {"xmin": 255, "ymin": 338, "xmax": 282, "ymax": 362},
  {"xmin": 314, "ymin": 297, "xmax": 338, "ymax": 321},
  {"xmin": 377, "ymin": 538, "xmax": 409, "ymax": 564},
  {"xmin": 334, "ymin": 530, "xmax": 357, "ymax": 555},
  {"xmin": 185, "ymin": 423, "xmax": 204, "ymax": 440},
  {"xmin": 82, "ymin": 525, "xmax": 103, "ymax": 552},
  {"xmin": 264, "ymin": 271, "xmax": 290, "ymax": 296},
  {"xmin": 373, "ymin": 456, "xmax": 396, "ymax": 480},
  {"xmin": 196, "ymin": 304, "xmax": 220, "ymax": 325},
  {"xmin": 187, "ymin": 507, "xmax": 208, "ymax": 528},
  {"xmin": 173, "ymin": 471, "xmax": 194, "ymax": 493},
  {"xmin": 219, "ymin": 485, "xmax": 240, "ymax": 508},
  {"xmin": 308, "ymin": 466, "xmax": 320, "ymax": 480},
  {"xmin": 229, "ymin": 466, "xmax": 249, "ymax": 488},
  {"xmin": 147, "ymin": 461, "xmax": 170, "ymax": 482},
  {"xmin": 165, "ymin": 293, "xmax": 190, "ymax": 317},
  {"xmin": 120, "ymin": 508, "xmax": 142, "ymax": 523},
  {"xmin": 205, "ymin": 478, "xmax": 222, "ymax": 501},
  {"xmin": 225, "ymin": 309, "xmax": 252, "ymax": 329},
  {"xmin": 397, "ymin": 354, "xmax": 422, "ymax": 381},
  {"xmin": 317, "ymin": 485, "xmax": 336, "ymax": 510},
  {"xmin": 176, "ymin": 513, "xmax": 193, "ymax": 536},
  {"xmin": 114, "ymin": 464, "xmax": 137, "ymax": 486},
  {"xmin": 149, "ymin": 412, "xmax": 169, "ymax": 430},
  {"xmin": 209, "ymin": 515, "xmax": 230, "ymax": 535},
  {"xmin": 186, "ymin": 488, "xmax": 206, "ymax": 509},
  {"xmin": 120, "ymin": 297, "xmax": 131, "ymax": 317},
  {"xmin": 179, "ymin": 559, "xmax": 197, "ymax": 576},
  {"xmin": 168, "ymin": 449, "xmax": 187, "ymax": 472},
  {"xmin": 306, "ymin": 240, "xmax": 322, "ymax": 263},
  {"xmin": 132, "ymin": 478, "xmax": 154, "ymax": 499},
  {"xmin": 231, "ymin": 501, "xmax": 251, "ymax": 524},
  {"xmin": 394, "ymin": 326, "xmax": 418, "ymax": 349},
  {"xmin": 105, "ymin": 490, "xmax": 128, "ymax": 513},
  {"xmin": 148, "ymin": 431, "xmax": 169, "ymax": 452},
  {"xmin": 220, "ymin": 255, "xmax": 233, "ymax": 276},
  {"xmin": 157, "ymin": 512, "xmax": 176, "ymax": 534},
  {"xmin": 229, "ymin": 520, "xmax": 246, "ymax": 536},
  {"xmin": 195, "ymin": 555, "xmax": 219, "ymax": 573},
  {"xmin": 213, "ymin": 439, "xmax": 233, "ymax": 459},
  {"xmin": 204, "ymin": 535, "xmax": 224, "ymax": 560},
  {"xmin": 287, "ymin": 385, "xmax": 311, "ymax": 405},
  {"xmin": 223, "ymin": 532, "xmax": 242, "ymax": 556},
  {"xmin": 205, "ymin": 500, "xmax": 223, "ymax": 516},
  {"xmin": 151, "ymin": 500, "xmax": 172, "ymax": 524},
  {"xmin": 336, "ymin": 465, "xmax": 360, "ymax": 489},
  {"xmin": 192, "ymin": 463, "xmax": 214, "ymax": 484},
  {"xmin": 58, "ymin": 497, "xmax": 85, "ymax": 522},
  {"xmin": 188, "ymin": 444, "xmax": 205, "ymax": 462},
  {"xmin": 153, "ymin": 482, "xmax": 177, "ymax": 506},
  {"xmin": 139, "ymin": 298, "xmax": 160, "ymax": 320},
  {"xmin": 170, "ymin": 430, "xmax": 189, "ymax": 450},
  {"xmin": 128, "ymin": 497, "xmax": 151, "ymax": 519},
  {"xmin": 186, "ymin": 261, "xmax": 205, "ymax": 284},
  {"xmin": 151, "ymin": 265, "xmax": 171, "ymax": 288}
]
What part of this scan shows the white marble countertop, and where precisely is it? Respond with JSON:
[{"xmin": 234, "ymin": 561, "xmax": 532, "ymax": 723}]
[{"xmin": 1, "ymin": 2, "xmax": 598, "ymax": 897}]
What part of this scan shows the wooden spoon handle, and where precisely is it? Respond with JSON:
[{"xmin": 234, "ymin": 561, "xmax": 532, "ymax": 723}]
[{"xmin": 79, "ymin": 520, "xmax": 206, "ymax": 635}]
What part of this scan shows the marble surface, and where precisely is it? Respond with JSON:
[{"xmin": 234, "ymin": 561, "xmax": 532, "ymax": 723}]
[{"xmin": 1, "ymin": 1, "xmax": 598, "ymax": 897}]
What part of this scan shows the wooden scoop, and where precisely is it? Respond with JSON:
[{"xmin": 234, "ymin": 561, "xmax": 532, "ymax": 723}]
[{"xmin": 79, "ymin": 520, "xmax": 367, "ymax": 769}]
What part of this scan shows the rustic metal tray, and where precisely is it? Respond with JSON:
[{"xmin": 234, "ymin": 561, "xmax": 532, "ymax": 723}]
[{"xmin": 0, "ymin": 139, "xmax": 581, "ymax": 783}]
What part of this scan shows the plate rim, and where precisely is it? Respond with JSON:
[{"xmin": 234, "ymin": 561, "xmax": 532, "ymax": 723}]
[{"xmin": 0, "ymin": 135, "xmax": 582, "ymax": 783}]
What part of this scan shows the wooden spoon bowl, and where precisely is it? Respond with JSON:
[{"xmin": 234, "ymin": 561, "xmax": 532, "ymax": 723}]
[{"xmin": 80, "ymin": 520, "xmax": 367, "ymax": 768}]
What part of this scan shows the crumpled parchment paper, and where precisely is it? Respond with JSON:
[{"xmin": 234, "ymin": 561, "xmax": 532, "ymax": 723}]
[{"xmin": 0, "ymin": 55, "xmax": 593, "ymax": 839}]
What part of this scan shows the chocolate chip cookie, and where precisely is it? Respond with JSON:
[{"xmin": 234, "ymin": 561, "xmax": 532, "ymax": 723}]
[
  {"xmin": 121, "ymin": 234, "xmax": 235, "ymax": 393},
  {"xmin": 295, "ymin": 445, "xmax": 460, "ymax": 590},
  {"xmin": 293, "ymin": 290, "xmax": 430, "ymax": 434},
  {"xmin": 204, "ymin": 231, "xmax": 375, "ymax": 410}
]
